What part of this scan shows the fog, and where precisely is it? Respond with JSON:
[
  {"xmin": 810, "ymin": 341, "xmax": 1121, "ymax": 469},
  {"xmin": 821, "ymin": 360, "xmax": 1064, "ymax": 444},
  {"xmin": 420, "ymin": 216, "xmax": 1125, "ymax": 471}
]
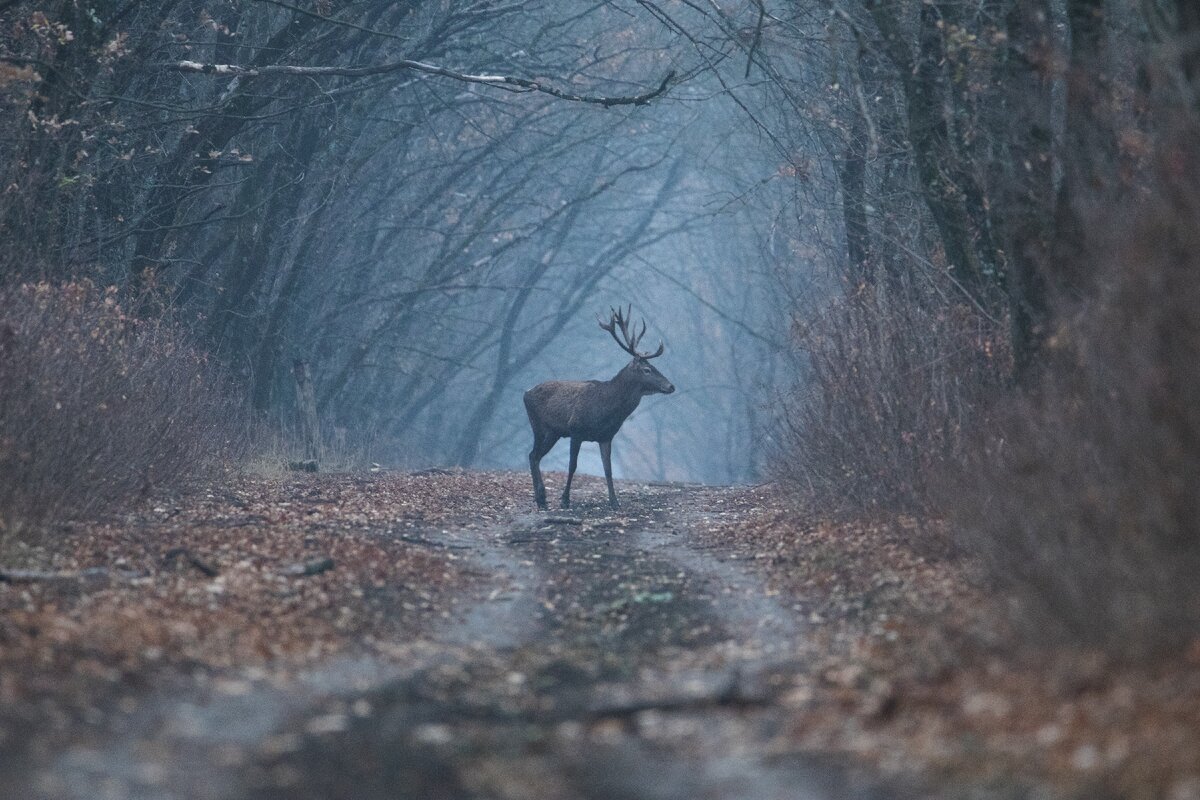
[{"xmin": 1, "ymin": 1, "xmax": 844, "ymax": 484}]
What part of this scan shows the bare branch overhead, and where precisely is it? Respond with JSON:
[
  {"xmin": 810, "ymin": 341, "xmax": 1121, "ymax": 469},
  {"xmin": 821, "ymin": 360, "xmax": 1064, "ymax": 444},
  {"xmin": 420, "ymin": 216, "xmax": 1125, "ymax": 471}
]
[{"xmin": 168, "ymin": 60, "xmax": 677, "ymax": 107}]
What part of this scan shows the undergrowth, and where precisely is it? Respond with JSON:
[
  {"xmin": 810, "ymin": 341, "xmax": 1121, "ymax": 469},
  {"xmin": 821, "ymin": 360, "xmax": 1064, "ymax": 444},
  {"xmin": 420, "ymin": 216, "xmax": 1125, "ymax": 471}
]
[{"xmin": 0, "ymin": 280, "xmax": 245, "ymax": 542}]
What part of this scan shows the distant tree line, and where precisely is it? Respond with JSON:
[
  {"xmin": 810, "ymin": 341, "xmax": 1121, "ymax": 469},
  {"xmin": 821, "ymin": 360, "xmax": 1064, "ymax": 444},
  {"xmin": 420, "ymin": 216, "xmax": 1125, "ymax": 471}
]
[
  {"xmin": 5, "ymin": 0, "xmax": 1200, "ymax": 652},
  {"xmin": 1, "ymin": 1, "xmax": 777, "ymax": 480},
  {"xmin": 702, "ymin": 0, "xmax": 1200, "ymax": 657}
]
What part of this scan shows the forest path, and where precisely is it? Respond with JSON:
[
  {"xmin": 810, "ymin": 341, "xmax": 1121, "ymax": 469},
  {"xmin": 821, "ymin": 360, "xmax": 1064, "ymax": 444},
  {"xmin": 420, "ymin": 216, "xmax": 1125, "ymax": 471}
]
[{"xmin": 27, "ymin": 478, "xmax": 899, "ymax": 800}]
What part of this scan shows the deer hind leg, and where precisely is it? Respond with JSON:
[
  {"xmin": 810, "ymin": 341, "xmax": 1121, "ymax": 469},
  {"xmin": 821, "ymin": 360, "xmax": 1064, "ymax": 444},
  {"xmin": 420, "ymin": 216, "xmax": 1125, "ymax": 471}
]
[
  {"xmin": 561, "ymin": 437, "xmax": 582, "ymax": 509},
  {"xmin": 600, "ymin": 439, "xmax": 618, "ymax": 510},
  {"xmin": 529, "ymin": 431, "xmax": 556, "ymax": 510}
]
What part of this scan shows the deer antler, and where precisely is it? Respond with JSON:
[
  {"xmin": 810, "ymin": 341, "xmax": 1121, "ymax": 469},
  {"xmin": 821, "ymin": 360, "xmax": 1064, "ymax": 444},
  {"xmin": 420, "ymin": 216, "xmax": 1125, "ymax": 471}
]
[{"xmin": 597, "ymin": 305, "xmax": 665, "ymax": 359}]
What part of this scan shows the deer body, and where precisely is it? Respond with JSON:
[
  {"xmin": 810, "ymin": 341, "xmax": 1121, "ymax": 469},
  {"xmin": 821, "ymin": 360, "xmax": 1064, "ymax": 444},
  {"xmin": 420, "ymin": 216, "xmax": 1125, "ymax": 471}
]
[{"xmin": 524, "ymin": 308, "xmax": 674, "ymax": 510}]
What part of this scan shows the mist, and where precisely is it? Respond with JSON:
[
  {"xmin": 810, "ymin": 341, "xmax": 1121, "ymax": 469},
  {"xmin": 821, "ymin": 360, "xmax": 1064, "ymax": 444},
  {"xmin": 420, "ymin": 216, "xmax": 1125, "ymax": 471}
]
[{"xmin": 0, "ymin": 1, "xmax": 847, "ymax": 485}]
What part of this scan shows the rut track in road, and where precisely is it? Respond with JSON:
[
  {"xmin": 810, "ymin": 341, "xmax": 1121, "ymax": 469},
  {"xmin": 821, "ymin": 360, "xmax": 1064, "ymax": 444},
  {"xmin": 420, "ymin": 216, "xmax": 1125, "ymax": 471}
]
[
  {"xmin": 30, "ymin": 479, "xmax": 902, "ymax": 800},
  {"xmin": 243, "ymin": 483, "xmax": 901, "ymax": 800}
]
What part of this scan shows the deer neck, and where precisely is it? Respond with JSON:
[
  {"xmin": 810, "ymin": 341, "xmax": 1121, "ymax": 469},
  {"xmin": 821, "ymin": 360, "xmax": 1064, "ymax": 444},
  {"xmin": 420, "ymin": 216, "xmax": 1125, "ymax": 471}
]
[{"xmin": 606, "ymin": 365, "xmax": 645, "ymax": 413}]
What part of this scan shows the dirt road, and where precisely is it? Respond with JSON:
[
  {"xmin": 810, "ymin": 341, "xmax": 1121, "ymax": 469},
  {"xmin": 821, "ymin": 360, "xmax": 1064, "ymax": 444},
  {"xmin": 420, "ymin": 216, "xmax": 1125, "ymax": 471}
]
[{"xmin": 13, "ymin": 477, "xmax": 899, "ymax": 800}]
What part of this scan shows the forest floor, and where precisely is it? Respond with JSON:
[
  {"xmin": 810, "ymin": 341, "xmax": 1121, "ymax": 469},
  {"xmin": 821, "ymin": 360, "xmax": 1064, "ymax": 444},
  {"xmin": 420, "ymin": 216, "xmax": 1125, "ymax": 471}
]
[{"xmin": 1, "ymin": 471, "xmax": 1198, "ymax": 799}]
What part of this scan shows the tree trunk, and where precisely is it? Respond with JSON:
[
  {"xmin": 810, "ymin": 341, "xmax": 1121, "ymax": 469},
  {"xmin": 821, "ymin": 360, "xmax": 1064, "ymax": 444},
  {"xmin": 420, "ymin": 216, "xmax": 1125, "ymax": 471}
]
[
  {"xmin": 129, "ymin": 13, "xmax": 322, "ymax": 284},
  {"xmin": 998, "ymin": 0, "xmax": 1061, "ymax": 376},
  {"xmin": 293, "ymin": 360, "xmax": 321, "ymax": 467},
  {"xmin": 839, "ymin": 112, "xmax": 872, "ymax": 289},
  {"xmin": 1050, "ymin": 0, "xmax": 1115, "ymax": 295},
  {"xmin": 868, "ymin": 2, "xmax": 999, "ymax": 306}
]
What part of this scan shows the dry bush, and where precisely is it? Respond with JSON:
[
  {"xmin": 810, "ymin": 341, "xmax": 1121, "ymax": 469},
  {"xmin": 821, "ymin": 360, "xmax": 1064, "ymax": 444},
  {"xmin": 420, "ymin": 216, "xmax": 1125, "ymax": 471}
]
[
  {"xmin": 246, "ymin": 423, "xmax": 380, "ymax": 476},
  {"xmin": 0, "ymin": 281, "xmax": 246, "ymax": 540},
  {"xmin": 775, "ymin": 285, "xmax": 1008, "ymax": 516},
  {"xmin": 946, "ymin": 136, "xmax": 1200, "ymax": 658}
]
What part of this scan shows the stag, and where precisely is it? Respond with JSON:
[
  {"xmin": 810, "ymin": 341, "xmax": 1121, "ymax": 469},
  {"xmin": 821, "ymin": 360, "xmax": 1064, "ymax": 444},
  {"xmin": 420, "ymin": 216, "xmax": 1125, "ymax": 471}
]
[{"xmin": 523, "ymin": 306, "xmax": 675, "ymax": 510}]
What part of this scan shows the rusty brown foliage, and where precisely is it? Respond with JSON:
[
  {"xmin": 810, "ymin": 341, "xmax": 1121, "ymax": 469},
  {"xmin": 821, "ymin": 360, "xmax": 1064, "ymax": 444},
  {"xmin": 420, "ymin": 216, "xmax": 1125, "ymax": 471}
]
[
  {"xmin": 946, "ymin": 132, "xmax": 1200, "ymax": 658},
  {"xmin": 775, "ymin": 288, "xmax": 1009, "ymax": 516},
  {"xmin": 0, "ymin": 281, "xmax": 246, "ymax": 540}
]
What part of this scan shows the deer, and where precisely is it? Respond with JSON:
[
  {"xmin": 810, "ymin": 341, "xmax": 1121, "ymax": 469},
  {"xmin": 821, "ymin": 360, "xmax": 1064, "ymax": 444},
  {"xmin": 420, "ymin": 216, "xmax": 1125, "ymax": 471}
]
[{"xmin": 523, "ymin": 306, "xmax": 675, "ymax": 511}]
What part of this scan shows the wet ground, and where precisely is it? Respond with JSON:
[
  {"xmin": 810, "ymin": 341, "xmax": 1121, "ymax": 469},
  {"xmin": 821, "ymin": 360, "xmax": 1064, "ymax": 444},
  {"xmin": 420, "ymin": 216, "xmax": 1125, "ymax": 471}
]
[{"xmin": 20, "ymin": 480, "xmax": 901, "ymax": 800}]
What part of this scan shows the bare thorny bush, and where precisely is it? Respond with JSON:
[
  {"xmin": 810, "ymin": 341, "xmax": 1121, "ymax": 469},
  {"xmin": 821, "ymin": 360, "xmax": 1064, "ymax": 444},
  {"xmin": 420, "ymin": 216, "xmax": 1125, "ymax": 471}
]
[
  {"xmin": 775, "ymin": 280, "xmax": 1008, "ymax": 518},
  {"xmin": 780, "ymin": 129, "xmax": 1200, "ymax": 657},
  {"xmin": 0, "ymin": 281, "xmax": 246, "ymax": 544},
  {"xmin": 946, "ymin": 133, "xmax": 1200, "ymax": 658}
]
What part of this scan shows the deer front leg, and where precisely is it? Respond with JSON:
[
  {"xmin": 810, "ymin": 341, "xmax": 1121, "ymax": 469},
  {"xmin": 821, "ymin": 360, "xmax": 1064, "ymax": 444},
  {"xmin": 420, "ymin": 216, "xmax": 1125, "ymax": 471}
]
[
  {"xmin": 600, "ymin": 439, "xmax": 618, "ymax": 509},
  {"xmin": 529, "ymin": 433, "xmax": 555, "ymax": 510},
  {"xmin": 561, "ymin": 437, "xmax": 581, "ymax": 508}
]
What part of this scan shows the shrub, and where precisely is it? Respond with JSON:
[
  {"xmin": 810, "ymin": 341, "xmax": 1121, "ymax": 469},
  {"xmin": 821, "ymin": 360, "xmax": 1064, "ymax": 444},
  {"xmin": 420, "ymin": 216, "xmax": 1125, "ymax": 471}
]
[
  {"xmin": 946, "ymin": 135, "xmax": 1200, "ymax": 658},
  {"xmin": 775, "ymin": 285, "xmax": 1008, "ymax": 516},
  {"xmin": 0, "ymin": 281, "xmax": 245, "ymax": 541}
]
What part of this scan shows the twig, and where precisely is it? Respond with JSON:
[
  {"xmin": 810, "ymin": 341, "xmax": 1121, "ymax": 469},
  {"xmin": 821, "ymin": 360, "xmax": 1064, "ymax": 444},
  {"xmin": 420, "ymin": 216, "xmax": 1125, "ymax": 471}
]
[
  {"xmin": 397, "ymin": 534, "xmax": 470, "ymax": 550},
  {"xmin": 248, "ymin": 0, "xmax": 409, "ymax": 41},
  {"xmin": 410, "ymin": 467, "xmax": 455, "ymax": 477},
  {"xmin": 745, "ymin": 0, "xmax": 766, "ymax": 78},
  {"xmin": 163, "ymin": 547, "xmax": 220, "ymax": 578},
  {"xmin": 0, "ymin": 567, "xmax": 143, "ymax": 583},
  {"xmin": 583, "ymin": 688, "xmax": 770, "ymax": 719},
  {"xmin": 0, "ymin": 569, "xmax": 86, "ymax": 583}
]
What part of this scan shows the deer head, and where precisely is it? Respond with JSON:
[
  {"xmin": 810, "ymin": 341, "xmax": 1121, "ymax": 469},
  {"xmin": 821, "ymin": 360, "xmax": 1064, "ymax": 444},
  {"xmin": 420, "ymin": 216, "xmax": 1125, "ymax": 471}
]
[{"xmin": 598, "ymin": 305, "xmax": 674, "ymax": 395}]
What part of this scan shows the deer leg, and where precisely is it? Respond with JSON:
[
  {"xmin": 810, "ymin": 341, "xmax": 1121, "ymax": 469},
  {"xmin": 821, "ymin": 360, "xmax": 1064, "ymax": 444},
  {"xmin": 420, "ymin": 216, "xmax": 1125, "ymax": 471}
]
[
  {"xmin": 529, "ymin": 433, "xmax": 555, "ymax": 510},
  {"xmin": 600, "ymin": 439, "xmax": 618, "ymax": 510},
  {"xmin": 561, "ymin": 437, "xmax": 582, "ymax": 508}
]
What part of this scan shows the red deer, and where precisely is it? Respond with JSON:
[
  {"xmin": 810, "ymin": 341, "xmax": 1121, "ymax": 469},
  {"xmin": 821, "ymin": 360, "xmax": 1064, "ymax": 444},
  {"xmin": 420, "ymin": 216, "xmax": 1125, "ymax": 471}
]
[{"xmin": 523, "ymin": 306, "xmax": 675, "ymax": 510}]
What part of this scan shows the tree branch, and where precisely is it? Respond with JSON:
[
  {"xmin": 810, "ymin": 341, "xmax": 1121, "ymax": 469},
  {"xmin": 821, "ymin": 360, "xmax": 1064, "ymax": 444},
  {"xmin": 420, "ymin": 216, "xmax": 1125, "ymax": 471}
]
[
  {"xmin": 248, "ymin": 0, "xmax": 409, "ymax": 41},
  {"xmin": 166, "ymin": 59, "xmax": 676, "ymax": 107},
  {"xmin": 745, "ymin": 0, "xmax": 766, "ymax": 78}
]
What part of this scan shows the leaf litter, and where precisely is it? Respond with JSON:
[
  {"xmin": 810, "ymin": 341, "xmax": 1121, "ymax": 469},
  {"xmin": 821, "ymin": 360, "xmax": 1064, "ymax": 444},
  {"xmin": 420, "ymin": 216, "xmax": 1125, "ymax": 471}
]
[{"xmin": 1, "ymin": 471, "xmax": 1197, "ymax": 799}]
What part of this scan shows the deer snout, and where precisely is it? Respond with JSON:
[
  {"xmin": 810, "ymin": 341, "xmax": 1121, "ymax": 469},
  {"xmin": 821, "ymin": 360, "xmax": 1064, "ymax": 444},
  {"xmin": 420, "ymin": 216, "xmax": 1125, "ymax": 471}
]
[{"xmin": 663, "ymin": 381, "xmax": 675, "ymax": 394}]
